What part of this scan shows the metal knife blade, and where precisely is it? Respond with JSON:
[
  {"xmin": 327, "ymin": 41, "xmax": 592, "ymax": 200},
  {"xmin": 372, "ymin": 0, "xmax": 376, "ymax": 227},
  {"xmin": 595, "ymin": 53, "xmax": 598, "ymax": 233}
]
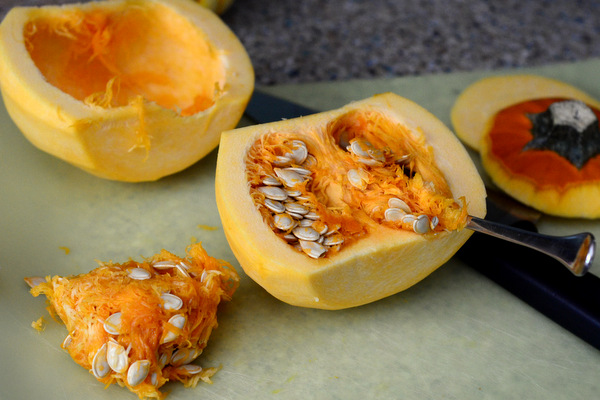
[{"xmin": 244, "ymin": 89, "xmax": 600, "ymax": 350}]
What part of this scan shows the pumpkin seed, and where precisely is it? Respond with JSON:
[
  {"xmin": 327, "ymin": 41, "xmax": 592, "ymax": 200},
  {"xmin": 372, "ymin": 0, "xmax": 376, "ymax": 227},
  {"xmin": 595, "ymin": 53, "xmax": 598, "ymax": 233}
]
[
  {"xmin": 162, "ymin": 314, "xmax": 186, "ymax": 344},
  {"xmin": 274, "ymin": 167, "xmax": 305, "ymax": 187},
  {"xmin": 273, "ymin": 155, "xmax": 293, "ymax": 166},
  {"xmin": 401, "ymin": 214, "xmax": 417, "ymax": 224},
  {"xmin": 175, "ymin": 364, "xmax": 203, "ymax": 375},
  {"xmin": 289, "ymin": 140, "xmax": 308, "ymax": 164},
  {"xmin": 286, "ymin": 166, "xmax": 312, "ymax": 176},
  {"xmin": 367, "ymin": 147, "xmax": 385, "ymax": 162},
  {"xmin": 264, "ymin": 199, "xmax": 286, "ymax": 213},
  {"xmin": 258, "ymin": 186, "xmax": 288, "ymax": 201},
  {"xmin": 347, "ymin": 168, "xmax": 369, "ymax": 190},
  {"xmin": 107, "ymin": 338, "xmax": 129, "ymax": 373},
  {"xmin": 24, "ymin": 276, "xmax": 45, "ymax": 288},
  {"xmin": 384, "ymin": 207, "xmax": 406, "ymax": 222},
  {"xmin": 152, "ymin": 261, "xmax": 177, "ymax": 270},
  {"xmin": 430, "ymin": 216, "xmax": 439, "ymax": 230},
  {"xmin": 304, "ymin": 211, "xmax": 320, "ymax": 220},
  {"xmin": 92, "ymin": 343, "xmax": 110, "ymax": 379},
  {"xmin": 262, "ymin": 175, "xmax": 281, "ymax": 186},
  {"xmin": 171, "ymin": 347, "xmax": 201, "ymax": 367},
  {"xmin": 299, "ymin": 240, "xmax": 327, "ymax": 258},
  {"xmin": 285, "ymin": 202, "xmax": 309, "ymax": 215},
  {"xmin": 127, "ymin": 360, "xmax": 150, "ymax": 387},
  {"xmin": 293, "ymin": 226, "xmax": 320, "ymax": 241},
  {"xmin": 161, "ymin": 293, "xmax": 183, "ymax": 311},
  {"xmin": 413, "ymin": 215, "xmax": 431, "ymax": 234},
  {"xmin": 349, "ymin": 138, "xmax": 373, "ymax": 158},
  {"xmin": 285, "ymin": 188, "xmax": 303, "ymax": 197},
  {"xmin": 323, "ymin": 232, "xmax": 344, "ymax": 246},
  {"xmin": 388, "ymin": 197, "xmax": 411, "ymax": 213},
  {"xmin": 128, "ymin": 268, "xmax": 151, "ymax": 280},
  {"xmin": 103, "ymin": 312, "xmax": 122, "ymax": 335},
  {"xmin": 61, "ymin": 334, "xmax": 72, "ymax": 349},
  {"xmin": 274, "ymin": 213, "xmax": 296, "ymax": 231}
]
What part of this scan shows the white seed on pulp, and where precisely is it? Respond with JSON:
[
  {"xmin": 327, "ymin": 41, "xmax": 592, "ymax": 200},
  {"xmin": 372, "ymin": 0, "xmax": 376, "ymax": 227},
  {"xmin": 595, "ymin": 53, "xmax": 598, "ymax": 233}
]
[
  {"xmin": 413, "ymin": 215, "xmax": 431, "ymax": 234},
  {"xmin": 127, "ymin": 360, "xmax": 150, "ymax": 387},
  {"xmin": 274, "ymin": 168, "xmax": 305, "ymax": 188},
  {"xmin": 258, "ymin": 186, "xmax": 288, "ymax": 201},
  {"xmin": 262, "ymin": 175, "xmax": 281, "ymax": 186},
  {"xmin": 347, "ymin": 168, "xmax": 369, "ymax": 190},
  {"xmin": 289, "ymin": 140, "xmax": 308, "ymax": 164},
  {"xmin": 152, "ymin": 261, "xmax": 177, "ymax": 270},
  {"xmin": 285, "ymin": 202, "xmax": 309, "ymax": 215},
  {"xmin": 171, "ymin": 348, "xmax": 201, "ymax": 367},
  {"xmin": 162, "ymin": 314, "xmax": 186, "ymax": 343},
  {"xmin": 107, "ymin": 338, "xmax": 129, "ymax": 373},
  {"xmin": 273, "ymin": 155, "xmax": 293, "ymax": 166},
  {"xmin": 430, "ymin": 216, "xmax": 439, "ymax": 230},
  {"xmin": 24, "ymin": 276, "xmax": 45, "ymax": 288},
  {"xmin": 175, "ymin": 364, "xmax": 203, "ymax": 375},
  {"xmin": 128, "ymin": 268, "xmax": 151, "ymax": 280},
  {"xmin": 323, "ymin": 232, "xmax": 344, "ymax": 246},
  {"xmin": 274, "ymin": 213, "xmax": 296, "ymax": 231},
  {"xmin": 299, "ymin": 240, "xmax": 327, "ymax": 258},
  {"xmin": 292, "ymin": 226, "xmax": 320, "ymax": 241},
  {"xmin": 103, "ymin": 312, "xmax": 122, "ymax": 335},
  {"xmin": 92, "ymin": 343, "xmax": 110, "ymax": 379},
  {"xmin": 388, "ymin": 197, "xmax": 411, "ymax": 213},
  {"xmin": 349, "ymin": 138, "xmax": 373, "ymax": 158},
  {"xmin": 264, "ymin": 199, "xmax": 286, "ymax": 213},
  {"xmin": 384, "ymin": 207, "xmax": 406, "ymax": 222},
  {"xmin": 161, "ymin": 293, "xmax": 183, "ymax": 311}
]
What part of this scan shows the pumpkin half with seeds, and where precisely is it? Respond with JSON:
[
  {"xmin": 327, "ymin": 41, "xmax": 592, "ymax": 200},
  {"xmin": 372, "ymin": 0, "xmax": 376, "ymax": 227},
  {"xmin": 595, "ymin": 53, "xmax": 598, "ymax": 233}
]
[
  {"xmin": 216, "ymin": 93, "xmax": 486, "ymax": 309},
  {"xmin": 26, "ymin": 243, "xmax": 239, "ymax": 399},
  {"xmin": 451, "ymin": 75, "xmax": 600, "ymax": 218},
  {"xmin": 0, "ymin": 0, "xmax": 253, "ymax": 181}
]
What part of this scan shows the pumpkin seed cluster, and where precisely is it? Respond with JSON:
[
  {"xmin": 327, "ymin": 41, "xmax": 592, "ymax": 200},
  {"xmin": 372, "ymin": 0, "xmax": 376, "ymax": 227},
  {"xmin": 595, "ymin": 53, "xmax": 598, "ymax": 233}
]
[{"xmin": 246, "ymin": 111, "xmax": 468, "ymax": 260}]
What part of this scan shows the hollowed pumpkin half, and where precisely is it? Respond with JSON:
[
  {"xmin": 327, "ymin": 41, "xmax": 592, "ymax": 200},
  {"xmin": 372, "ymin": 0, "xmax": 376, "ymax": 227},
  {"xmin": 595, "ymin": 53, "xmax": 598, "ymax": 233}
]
[
  {"xmin": 451, "ymin": 75, "xmax": 600, "ymax": 218},
  {"xmin": 216, "ymin": 93, "xmax": 486, "ymax": 309},
  {"xmin": 0, "ymin": 0, "xmax": 254, "ymax": 181}
]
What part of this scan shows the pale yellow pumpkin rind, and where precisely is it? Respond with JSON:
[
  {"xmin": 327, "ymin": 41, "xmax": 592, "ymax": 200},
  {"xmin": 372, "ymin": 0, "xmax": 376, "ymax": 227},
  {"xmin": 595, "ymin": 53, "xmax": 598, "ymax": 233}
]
[
  {"xmin": 0, "ymin": 0, "xmax": 254, "ymax": 182},
  {"xmin": 451, "ymin": 74, "xmax": 600, "ymax": 151},
  {"xmin": 216, "ymin": 93, "xmax": 487, "ymax": 310},
  {"xmin": 451, "ymin": 74, "xmax": 600, "ymax": 218}
]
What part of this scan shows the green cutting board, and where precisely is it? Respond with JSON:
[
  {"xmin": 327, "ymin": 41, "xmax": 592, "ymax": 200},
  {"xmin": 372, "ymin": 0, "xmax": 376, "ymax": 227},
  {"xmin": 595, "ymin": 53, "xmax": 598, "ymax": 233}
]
[{"xmin": 1, "ymin": 59, "xmax": 599, "ymax": 400}]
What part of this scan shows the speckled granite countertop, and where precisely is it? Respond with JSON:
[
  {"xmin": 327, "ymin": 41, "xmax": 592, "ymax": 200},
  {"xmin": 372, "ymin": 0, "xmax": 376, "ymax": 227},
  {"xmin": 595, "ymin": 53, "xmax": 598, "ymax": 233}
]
[{"xmin": 2, "ymin": 0, "xmax": 599, "ymax": 85}]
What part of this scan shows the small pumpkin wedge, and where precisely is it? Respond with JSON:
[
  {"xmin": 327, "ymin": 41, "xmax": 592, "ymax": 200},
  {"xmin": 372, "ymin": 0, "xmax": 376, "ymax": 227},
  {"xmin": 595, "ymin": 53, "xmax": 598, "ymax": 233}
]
[
  {"xmin": 216, "ymin": 93, "xmax": 486, "ymax": 309},
  {"xmin": 451, "ymin": 75, "xmax": 600, "ymax": 218},
  {"xmin": 0, "ymin": 0, "xmax": 254, "ymax": 181}
]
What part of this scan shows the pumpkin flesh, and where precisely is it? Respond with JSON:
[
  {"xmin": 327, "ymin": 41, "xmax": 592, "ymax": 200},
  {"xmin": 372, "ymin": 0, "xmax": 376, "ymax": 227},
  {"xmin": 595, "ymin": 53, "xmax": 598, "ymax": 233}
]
[{"xmin": 0, "ymin": 0, "xmax": 254, "ymax": 181}]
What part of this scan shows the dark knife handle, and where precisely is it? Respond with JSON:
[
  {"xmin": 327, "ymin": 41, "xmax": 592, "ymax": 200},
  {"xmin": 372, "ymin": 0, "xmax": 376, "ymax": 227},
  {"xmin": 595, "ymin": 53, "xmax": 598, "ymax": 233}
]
[{"xmin": 457, "ymin": 228, "xmax": 600, "ymax": 350}]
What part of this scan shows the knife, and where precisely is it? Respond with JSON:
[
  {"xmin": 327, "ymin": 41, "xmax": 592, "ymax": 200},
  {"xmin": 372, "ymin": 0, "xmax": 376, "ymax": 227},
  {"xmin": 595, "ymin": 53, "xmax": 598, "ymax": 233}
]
[{"xmin": 244, "ymin": 89, "xmax": 600, "ymax": 350}]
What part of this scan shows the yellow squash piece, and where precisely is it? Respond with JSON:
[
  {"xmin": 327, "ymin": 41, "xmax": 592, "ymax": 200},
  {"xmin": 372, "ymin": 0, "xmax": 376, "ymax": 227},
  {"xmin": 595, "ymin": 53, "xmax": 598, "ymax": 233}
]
[
  {"xmin": 216, "ymin": 93, "xmax": 486, "ymax": 310},
  {"xmin": 27, "ymin": 243, "xmax": 239, "ymax": 399},
  {"xmin": 0, "ymin": 0, "xmax": 254, "ymax": 181},
  {"xmin": 451, "ymin": 75, "xmax": 600, "ymax": 218}
]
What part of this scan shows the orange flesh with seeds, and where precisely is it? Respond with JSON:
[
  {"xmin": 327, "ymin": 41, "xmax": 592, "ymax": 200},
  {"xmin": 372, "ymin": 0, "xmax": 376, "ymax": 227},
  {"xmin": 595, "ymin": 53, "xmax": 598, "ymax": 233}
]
[
  {"xmin": 245, "ymin": 109, "xmax": 468, "ymax": 256},
  {"xmin": 24, "ymin": 3, "xmax": 225, "ymax": 116},
  {"xmin": 29, "ymin": 243, "xmax": 239, "ymax": 399},
  {"xmin": 487, "ymin": 97, "xmax": 600, "ymax": 192}
]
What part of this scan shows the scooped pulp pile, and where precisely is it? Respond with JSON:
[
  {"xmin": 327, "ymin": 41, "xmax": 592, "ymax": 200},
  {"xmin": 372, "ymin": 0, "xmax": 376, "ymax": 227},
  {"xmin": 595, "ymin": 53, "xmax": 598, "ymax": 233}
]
[{"xmin": 27, "ymin": 243, "xmax": 239, "ymax": 399}]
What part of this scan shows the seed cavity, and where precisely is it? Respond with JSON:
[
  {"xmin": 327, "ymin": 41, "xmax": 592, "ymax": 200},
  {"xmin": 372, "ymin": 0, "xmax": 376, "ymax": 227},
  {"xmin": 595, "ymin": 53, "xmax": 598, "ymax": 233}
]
[{"xmin": 246, "ymin": 112, "xmax": 468, "ymax": 259}]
